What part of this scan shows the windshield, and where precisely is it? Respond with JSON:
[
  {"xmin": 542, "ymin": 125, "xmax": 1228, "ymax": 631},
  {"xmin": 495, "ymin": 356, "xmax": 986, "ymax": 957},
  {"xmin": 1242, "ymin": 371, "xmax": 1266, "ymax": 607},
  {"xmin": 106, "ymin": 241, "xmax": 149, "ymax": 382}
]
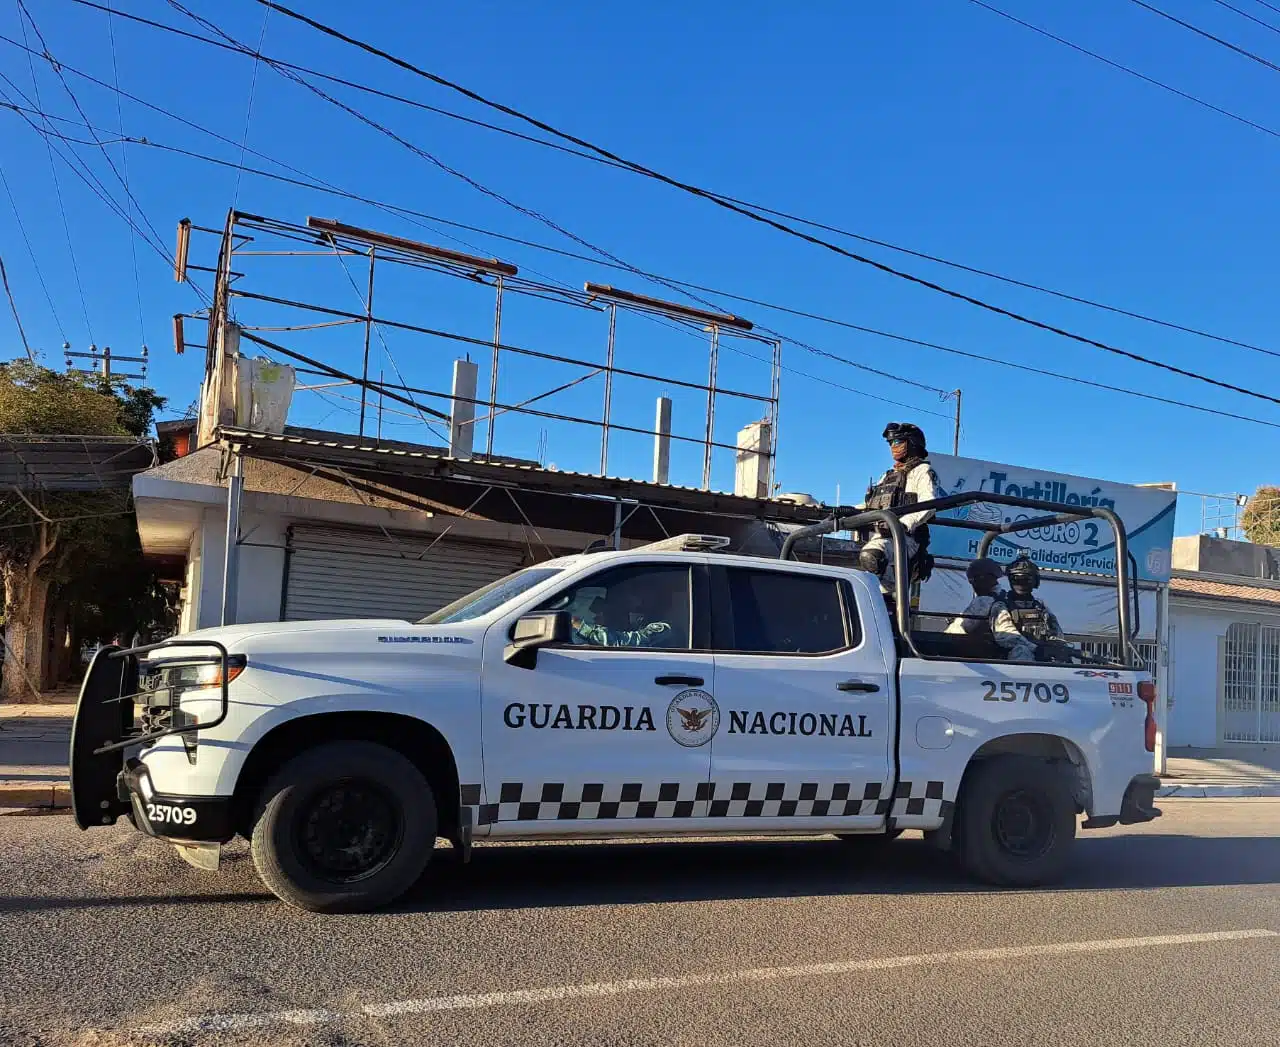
[{"xmin": 418, "ymin": 566, "xmax": 563, "ymax": 625}]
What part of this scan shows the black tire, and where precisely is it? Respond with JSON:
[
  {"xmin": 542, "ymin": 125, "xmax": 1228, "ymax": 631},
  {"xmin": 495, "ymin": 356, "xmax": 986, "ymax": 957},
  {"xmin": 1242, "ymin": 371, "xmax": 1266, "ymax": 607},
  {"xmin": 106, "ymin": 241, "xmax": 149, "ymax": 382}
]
[
  {"xmin": 249, "ymin": 740, "xmax": 437, "ymax": 913},
  {"xmin": 958, "ymin": 755, "xmax": 1076, "ymax": 887}
]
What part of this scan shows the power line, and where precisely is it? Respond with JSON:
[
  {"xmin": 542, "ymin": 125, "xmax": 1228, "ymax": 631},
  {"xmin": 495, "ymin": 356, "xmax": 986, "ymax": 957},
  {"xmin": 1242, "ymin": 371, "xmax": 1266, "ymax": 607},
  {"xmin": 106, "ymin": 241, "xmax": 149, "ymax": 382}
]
[
  {"xmin": 15, "ymin": 8, "xmax": 94, "ymax": 343},
  {"xmin": 0, "ymin": 254, "xmax": 35, "ymax": 359},
  {"xmin": 1212, "ymin": 0, "xmax": 1280, "ymax": 35},
  {"xmin": 10, "ymin": 93, "xmax": 1274, "ymax": 433},
  {"xmin": 231, "ymin": 4, "xmax": 271, "ymax": 208},
  {"xmin": 0, "ymin": 161, "xmax": 66, "ymax": 341},
  {"xmin": 243, "ymin": 0, "xmax": 1280, "ymax": 410},
  {"xmin": 0, "ymin": 86, "xmax": 210, "ymax": 305},
  {"xmin": 1129, "ymin": 0, "xmax": 1280, "ymax": 73},
  {"xmin": 103, "ymin": 0, "xmax": 146, "ymax": 349},
  {"xmin": 163, "ymin": 0, "xmax": 955, "ymax": 411},
  {"xmin": 17, "ymin": 0, "xmax": 175, "ymax": 273},
  {"xmin": 0, "ymin": 54, "xmax": 941, "ymax": 420},
  {"xmin": 64, "ymin": 0, "xmax": 1280, "ymax": 363},
  {"xmin": 967, "ymin": 0, "xmax": 1280, "ymax": 141}
]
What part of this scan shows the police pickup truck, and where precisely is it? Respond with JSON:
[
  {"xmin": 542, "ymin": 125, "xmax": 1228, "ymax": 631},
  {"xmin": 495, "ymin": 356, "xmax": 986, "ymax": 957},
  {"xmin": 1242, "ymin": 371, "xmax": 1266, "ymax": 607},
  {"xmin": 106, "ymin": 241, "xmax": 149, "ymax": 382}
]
[{"xmin": 69, "ymin": 491, "xmax": 1161, "ymax": 912}]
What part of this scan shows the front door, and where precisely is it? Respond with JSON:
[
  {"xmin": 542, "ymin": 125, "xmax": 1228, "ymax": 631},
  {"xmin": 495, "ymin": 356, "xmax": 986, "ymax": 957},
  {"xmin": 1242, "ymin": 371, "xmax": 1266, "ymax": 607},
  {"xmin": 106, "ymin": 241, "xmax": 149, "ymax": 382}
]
[
  {"xmin": 480, "ymin": 561, "xmax": 716, "ymax": 831},
  {"xmin": 707, "ymin": 564, "xmax": 893, "ymax": 829}
]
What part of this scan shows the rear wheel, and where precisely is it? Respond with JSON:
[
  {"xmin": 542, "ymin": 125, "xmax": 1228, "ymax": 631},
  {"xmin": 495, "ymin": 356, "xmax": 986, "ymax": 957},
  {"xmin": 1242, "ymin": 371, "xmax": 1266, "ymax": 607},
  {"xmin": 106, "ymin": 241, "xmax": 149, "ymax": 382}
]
[
  {"xmin": 958, "ymin": 755, "xmax": 1076, "ymax": 886},
  {"xmin": 250, "ymin": 741, "xmax": 437, "ymax": 913}
]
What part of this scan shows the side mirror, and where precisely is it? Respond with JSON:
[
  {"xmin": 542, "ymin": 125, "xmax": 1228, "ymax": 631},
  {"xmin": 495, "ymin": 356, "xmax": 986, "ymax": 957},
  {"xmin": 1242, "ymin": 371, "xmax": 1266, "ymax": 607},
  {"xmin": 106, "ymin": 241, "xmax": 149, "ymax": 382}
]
[{"xmin": 503, "ymin": 610, "xmax": 570, "ymax": 669}]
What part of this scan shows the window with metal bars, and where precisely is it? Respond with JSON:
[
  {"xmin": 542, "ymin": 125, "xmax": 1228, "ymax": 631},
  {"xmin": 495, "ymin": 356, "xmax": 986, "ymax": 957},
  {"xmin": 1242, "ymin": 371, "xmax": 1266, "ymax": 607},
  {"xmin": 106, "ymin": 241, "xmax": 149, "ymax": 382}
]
[{"xmin": 1221, "ymin": 622, "xmax": 1280, "ymax": 743}]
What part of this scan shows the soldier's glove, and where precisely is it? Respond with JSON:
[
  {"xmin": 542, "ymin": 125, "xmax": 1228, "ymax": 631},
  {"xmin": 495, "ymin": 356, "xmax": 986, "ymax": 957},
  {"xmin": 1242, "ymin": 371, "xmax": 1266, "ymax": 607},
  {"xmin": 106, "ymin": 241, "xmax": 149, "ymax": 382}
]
[{"xmin": 641, "ymin": 622, "xmax": 671, "ymax": 637}]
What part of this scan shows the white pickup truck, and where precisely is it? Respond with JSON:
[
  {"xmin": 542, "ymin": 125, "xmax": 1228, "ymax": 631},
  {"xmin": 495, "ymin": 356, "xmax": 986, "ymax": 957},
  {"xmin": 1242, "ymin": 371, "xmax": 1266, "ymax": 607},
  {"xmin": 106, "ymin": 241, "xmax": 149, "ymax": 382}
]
[{"xmin": 70, "ymin": 491, "xmax": 1161, "ymax": 912}]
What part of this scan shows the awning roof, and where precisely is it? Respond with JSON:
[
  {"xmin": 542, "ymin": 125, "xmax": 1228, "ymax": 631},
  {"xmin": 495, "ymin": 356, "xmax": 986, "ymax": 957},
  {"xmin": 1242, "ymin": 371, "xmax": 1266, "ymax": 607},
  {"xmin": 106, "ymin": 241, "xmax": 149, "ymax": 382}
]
[
  {"xmin": 216, "ymin": 426, "xmax": 828, "ymax": 527},
  {"xmin": 0, "ymin": 434, "xmax": 156, "ymax": 491}
]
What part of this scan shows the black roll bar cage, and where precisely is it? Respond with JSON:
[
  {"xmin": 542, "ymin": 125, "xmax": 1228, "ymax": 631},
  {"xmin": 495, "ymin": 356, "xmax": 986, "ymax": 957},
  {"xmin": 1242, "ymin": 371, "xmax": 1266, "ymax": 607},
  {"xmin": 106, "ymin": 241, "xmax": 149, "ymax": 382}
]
[{"xmin": 779, "ymin": 491, "xmax": 1136, "ymax": 667}]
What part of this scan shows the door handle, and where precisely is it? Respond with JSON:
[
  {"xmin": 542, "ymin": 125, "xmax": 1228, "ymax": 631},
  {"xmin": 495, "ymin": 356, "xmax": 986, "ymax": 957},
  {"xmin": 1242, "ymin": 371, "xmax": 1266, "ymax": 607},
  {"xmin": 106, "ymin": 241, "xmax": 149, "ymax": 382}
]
[
  {"xmin": 655, "ymin": 675, "xmax": 704, "ymax": 687},
  {"xmin": 837, "ymin": 680, "xmax": 880, "ymax": 693}
]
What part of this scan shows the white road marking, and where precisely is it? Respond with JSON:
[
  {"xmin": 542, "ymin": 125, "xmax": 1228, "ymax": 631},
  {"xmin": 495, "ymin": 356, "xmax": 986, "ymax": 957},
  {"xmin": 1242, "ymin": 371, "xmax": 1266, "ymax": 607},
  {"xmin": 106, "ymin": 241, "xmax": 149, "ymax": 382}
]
[{"xmin": 137, "ymin": 929, "xmax": 1277, "ymax": 1036}]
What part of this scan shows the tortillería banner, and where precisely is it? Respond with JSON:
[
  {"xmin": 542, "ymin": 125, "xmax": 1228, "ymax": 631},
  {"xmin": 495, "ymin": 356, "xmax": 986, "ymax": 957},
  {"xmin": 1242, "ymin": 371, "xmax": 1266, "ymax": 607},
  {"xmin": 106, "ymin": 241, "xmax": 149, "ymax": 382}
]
[{"xmin": 926, "ymin": 454, "xmax": 1177, "ymax": 583}]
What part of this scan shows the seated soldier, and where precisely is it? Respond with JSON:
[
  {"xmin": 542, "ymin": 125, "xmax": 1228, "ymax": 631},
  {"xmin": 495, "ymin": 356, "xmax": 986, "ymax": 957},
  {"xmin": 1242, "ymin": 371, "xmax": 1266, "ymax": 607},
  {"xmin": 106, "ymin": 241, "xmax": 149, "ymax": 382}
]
[
  {"xmin": 990, "ymin": 558, "xmax": 1067, "ymax": 662},
  {"xmin": 945, "ymin": 557, "xmax": 1007, "ymax": 635}
]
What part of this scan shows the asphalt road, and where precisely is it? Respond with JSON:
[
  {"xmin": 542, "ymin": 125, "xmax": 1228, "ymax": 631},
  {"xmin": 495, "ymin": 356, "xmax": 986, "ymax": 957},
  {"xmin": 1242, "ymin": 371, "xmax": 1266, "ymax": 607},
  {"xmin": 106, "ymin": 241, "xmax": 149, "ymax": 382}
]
[{"xmin": 1, "ymin": 800, "xmax": 1277, "ymax": 1047}]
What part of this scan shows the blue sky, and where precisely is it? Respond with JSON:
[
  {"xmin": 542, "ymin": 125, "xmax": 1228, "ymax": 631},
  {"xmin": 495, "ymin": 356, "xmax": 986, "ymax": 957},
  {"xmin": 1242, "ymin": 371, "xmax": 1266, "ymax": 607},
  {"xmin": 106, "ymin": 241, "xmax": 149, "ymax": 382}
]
[{"xmin": 1, "ymin": 0, "xmax": 1278, "ymax": 535}]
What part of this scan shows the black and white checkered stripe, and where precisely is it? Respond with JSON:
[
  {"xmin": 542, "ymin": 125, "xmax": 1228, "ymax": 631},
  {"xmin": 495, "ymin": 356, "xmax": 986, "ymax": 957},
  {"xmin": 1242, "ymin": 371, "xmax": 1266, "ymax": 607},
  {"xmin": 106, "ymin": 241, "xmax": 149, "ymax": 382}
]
[
  {"xmin": 460, "ymin": 781, "xmax": 898, "ymax": 825},
  {"xmin": 890, "ymin": 780, "xmax": 948, "ymax": 825}
]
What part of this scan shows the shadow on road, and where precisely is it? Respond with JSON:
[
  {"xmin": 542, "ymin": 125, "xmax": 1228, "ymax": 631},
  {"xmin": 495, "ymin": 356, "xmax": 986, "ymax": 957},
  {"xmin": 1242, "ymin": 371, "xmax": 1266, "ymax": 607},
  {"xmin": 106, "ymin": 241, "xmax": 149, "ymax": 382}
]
[
  {"xmin": 399, "ymin": 831, "xmax": 1280, "ymax": 913},
  {"xmin": 2, "ymin": 832, "xmax": 1275, "ymax": 915}
]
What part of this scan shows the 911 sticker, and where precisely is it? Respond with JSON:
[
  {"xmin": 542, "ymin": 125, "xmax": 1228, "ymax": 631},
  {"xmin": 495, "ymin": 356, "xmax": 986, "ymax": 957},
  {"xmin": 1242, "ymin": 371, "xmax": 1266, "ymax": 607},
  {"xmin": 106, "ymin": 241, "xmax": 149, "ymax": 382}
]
[
  {"xmin": 981, "ymin": 681, "xmax": 1070, "ymax": 704},
  {"xmin": 145, "ymin": 802, "xmax": 197, "ymax": 827}
]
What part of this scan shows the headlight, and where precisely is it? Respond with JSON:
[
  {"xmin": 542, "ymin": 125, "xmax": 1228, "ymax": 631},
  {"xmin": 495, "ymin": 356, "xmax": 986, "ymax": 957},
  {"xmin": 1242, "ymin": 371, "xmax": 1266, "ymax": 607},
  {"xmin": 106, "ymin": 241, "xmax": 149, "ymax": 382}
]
[{"xmin": 138, "ymin": 655, "xmax": 245, "ymax": 761}]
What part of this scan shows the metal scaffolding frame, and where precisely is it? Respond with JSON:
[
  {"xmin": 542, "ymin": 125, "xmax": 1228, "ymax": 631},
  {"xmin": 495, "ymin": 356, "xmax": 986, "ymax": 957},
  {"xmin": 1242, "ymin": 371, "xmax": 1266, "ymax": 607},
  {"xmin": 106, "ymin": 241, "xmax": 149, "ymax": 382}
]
[{"xmin": 191, "ymin": 210, "xmax": 782, "ymax": 493}]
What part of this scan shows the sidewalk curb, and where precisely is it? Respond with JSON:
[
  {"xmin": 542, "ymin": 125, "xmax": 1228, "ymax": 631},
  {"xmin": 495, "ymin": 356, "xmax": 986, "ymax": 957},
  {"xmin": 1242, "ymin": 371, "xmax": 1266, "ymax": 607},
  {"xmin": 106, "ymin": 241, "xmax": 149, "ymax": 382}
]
[
  {"xmin": 0, "ymin": 781, "xmax": 71, "ymax": 809},
  {"xmin": 1156, "ymin": 783, "xmax": 1280, "ymax": 798}
]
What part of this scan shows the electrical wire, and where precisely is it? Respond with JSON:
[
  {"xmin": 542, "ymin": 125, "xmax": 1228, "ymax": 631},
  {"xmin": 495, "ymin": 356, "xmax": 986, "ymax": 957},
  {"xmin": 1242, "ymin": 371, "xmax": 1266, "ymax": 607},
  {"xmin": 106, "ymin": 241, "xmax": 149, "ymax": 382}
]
[
  {"xmin": 0, "ymin": 161, "xmax": 66, "ymax": 342},
  {"xmin": 231, "ymin": 4, "xmax": 270, "ymax": 208},
  {"xmin": 1128, "ymin": 0, "xmax": 1280, "ymax": 73},
  {"xmin": 1212, "ymin": 0, "xmax": 1280, "ymax": 35},
  {"xmin": 103, "ymin": 0, "xmax": 146, "ymax": 349},
  {"xmin": 163, "ymin": 0, "xmax": 955, "ymax": 414},
  {"xmin": 0, "ymin": 254, "xmax": 35, "ymax": 360},
  {"xmin": 245, "ymin": 0, "xmax": 1280, "ymax": 406},
  {"xmin": 59, "ymin": 0, "xmax": 1280, "ymax": 365},
  {"xmin": 968, "ymin": 0, "xmax": 1280, "ymax": 141},
  {"xmin": 6, "ymin": 92, "xmax": 1273, "ymax": 432},
  {"xmin": 16, "ymin": 0, "xmax": 173, "ymax": 261},
  {"xmin": 0, "ymin": 86, "xmax": 210, "ymax": 305},
  {"xmin": 16, "ymin": 6, "xmax": 94, "ymax": 343}
]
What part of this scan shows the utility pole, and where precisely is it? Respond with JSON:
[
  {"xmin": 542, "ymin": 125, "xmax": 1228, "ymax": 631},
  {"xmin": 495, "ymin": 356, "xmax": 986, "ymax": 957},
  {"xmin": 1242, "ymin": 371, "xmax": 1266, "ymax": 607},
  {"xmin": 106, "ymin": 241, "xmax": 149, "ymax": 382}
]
[
  {"xmin": 65, "ymin": 343, "xmax": 148, "ymax": 381},
  {"xmin": 952, "ymin": 389, "xmax": 962, "ymax": 455}
]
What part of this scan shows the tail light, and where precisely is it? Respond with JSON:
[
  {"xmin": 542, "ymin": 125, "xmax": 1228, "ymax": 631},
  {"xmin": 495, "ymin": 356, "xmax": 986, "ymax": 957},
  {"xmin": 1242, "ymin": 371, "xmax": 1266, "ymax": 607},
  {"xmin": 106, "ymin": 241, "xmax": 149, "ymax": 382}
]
[{"xmin": 1138, "ymin": 680, "xmax": 1157, "ymax": 753}]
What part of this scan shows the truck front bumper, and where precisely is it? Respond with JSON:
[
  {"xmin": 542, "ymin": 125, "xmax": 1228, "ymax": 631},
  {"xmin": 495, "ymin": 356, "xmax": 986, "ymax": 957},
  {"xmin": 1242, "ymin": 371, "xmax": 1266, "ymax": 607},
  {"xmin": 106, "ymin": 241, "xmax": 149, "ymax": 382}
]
[
  {"xmin": 117, "ymin": 759, "xmax": 236, "ymax": 844},
  {"xmin": 1082, "ymin": 774, "xmax": 1163, "ymax": 829}
]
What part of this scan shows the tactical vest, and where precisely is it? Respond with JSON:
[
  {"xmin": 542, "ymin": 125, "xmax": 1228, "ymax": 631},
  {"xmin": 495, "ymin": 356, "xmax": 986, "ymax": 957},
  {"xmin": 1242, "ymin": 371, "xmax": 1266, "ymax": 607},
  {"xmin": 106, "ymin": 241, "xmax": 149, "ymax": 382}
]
[
  {"xmin": 865, "ymin": 460, "xmax": 928, "ymax": 538},
  {"xmin": 1002, "ymin": 593, "xmax": 1053, "ymax": 642}
]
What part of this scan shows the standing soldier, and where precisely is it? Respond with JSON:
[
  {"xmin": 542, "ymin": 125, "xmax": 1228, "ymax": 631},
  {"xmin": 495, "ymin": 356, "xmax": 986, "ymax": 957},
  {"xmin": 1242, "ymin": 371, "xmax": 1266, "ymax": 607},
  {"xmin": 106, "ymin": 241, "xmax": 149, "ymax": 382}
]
[
  {"xmin": 858, "ymin": 422, "xmax": 946, "ymax": 582},
  {"xmin": 991, "ymin": 557, "xmax": 1065, "ymax": 661}
]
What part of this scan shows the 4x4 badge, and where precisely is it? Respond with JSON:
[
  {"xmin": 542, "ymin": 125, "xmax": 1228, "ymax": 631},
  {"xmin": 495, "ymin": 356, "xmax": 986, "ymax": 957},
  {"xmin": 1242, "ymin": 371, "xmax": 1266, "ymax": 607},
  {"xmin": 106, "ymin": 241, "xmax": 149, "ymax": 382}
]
[{"xmin": 666, "ymin": 689, "xmax": 720, "ymax": 748}]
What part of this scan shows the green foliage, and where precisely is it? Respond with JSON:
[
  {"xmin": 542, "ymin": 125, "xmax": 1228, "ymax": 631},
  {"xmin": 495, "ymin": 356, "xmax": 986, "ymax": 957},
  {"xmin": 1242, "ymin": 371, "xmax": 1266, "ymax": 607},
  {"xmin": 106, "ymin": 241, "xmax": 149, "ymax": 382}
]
[
  {"xmin": 1241, "ymin": 486, "xmax": 1280, "ymax": 547},
  {"xmin": 0, "ymin": 360, "xmax": 166, "ymax": 437},
  {"xmin": 0, "ymin": 361, "xmax": 174, "ymax": 653}
]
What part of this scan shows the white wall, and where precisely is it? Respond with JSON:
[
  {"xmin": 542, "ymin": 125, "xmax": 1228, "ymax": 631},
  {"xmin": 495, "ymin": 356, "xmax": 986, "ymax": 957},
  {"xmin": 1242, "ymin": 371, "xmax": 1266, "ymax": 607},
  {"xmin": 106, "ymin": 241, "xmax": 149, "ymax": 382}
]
[
  {"xmin": 1167, "ymin": 598, "xmax": 1280, "ymax": 748},
  {"xmin": 182, "ymin": 507, "xmax": 287, "ymax": 632}
]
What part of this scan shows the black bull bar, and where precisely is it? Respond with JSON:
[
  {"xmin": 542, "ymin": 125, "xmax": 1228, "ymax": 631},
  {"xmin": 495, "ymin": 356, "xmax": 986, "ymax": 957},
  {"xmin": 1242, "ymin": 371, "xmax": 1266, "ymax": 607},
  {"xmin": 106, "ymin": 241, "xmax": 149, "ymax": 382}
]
[
  {"xmin": 778, "ymin": 491, "xmax": 1137, "ymax": 666},
  {"xmin": 69, "ymin": 639, "xmax": 232, "ymax": 831}
]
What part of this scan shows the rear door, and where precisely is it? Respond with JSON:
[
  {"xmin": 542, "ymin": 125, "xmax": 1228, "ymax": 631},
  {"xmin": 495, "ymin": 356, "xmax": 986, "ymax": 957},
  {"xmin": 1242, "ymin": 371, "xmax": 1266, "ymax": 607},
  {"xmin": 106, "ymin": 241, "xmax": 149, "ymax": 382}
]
[
  {"xmin": 480, "ymin": 560, "xmax": 717, "ymax": 832},
  {"xmin": 706, "ymin": 564, "xmax": 893, "ymax": 829}
]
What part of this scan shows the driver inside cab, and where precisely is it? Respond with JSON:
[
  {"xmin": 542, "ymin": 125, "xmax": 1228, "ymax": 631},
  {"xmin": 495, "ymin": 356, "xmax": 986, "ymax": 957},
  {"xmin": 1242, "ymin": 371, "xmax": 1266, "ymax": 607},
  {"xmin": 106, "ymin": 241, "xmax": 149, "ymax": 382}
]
[{"xmin": 565, "ymin": 586, "xmax": 673, "ymax": 648}]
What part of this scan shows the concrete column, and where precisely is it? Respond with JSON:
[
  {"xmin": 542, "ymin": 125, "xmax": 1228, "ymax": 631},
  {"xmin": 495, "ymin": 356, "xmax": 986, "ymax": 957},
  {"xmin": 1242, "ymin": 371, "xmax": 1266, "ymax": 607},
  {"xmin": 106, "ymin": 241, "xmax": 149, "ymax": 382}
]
[
  {"xmin": 653, "ymin": 396, "xmax": 672, "ymax": 485},
  {"xmin": 450, "ymin": 359, "xmax": 479, "ymax": 459}
]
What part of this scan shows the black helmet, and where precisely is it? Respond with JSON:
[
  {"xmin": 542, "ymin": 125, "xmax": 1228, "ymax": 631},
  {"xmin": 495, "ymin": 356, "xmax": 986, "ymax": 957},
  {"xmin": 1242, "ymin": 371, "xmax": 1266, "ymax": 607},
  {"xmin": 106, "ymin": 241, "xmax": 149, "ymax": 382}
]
[
  {"xmin": 1006, "ymin": 557, "xmax": 1041, "ymax": 588},
  {"xmin": 966, "ymin": 557, "xmax": 1004, "ymax": 584},
  {"xmin": 882, "ymin": 422, "xmax": 927, "ymax": 455}
]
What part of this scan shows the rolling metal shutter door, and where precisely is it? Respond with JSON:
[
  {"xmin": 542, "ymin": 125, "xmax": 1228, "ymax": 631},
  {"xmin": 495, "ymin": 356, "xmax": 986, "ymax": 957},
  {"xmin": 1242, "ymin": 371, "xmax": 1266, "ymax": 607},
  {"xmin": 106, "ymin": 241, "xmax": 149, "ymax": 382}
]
[{"xmin": 284, "ymin": 526, "xmax": 525, "ymax": 622}]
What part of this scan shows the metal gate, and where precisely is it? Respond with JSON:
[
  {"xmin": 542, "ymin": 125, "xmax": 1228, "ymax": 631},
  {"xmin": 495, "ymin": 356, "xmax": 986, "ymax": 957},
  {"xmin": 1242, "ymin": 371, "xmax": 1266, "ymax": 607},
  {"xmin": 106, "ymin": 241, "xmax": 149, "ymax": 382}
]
[
  {"xmin": 284, "ymin": 526, "xmax": 525, "ymax": 622},
  {"xmin": 1222, "ymin": 622, "xmax": 1280, "ymax": 743}
]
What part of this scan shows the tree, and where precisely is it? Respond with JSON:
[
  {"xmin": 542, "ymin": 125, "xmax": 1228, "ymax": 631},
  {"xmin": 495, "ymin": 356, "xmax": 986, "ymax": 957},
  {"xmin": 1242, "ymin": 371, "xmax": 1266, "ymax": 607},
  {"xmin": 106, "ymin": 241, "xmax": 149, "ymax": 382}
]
[
  {"xmin": 1241, "ymin": 486, "xmax": 1280, "ymax": 547},
  {"xmin": 0, "ymin": 361, "xmax": 166, "ymax": 701}
]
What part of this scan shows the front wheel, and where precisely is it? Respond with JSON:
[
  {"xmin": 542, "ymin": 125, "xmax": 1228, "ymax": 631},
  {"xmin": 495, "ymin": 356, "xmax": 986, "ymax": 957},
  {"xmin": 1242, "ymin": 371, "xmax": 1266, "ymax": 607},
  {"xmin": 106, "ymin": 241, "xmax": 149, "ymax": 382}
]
[
  {"xmin": 958, "ymin": 755, "xmax": 1076, "ymax": 887},
  {"xmin": 250, "ymin": 741, "xmax": 437, "ymax": 913}
]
